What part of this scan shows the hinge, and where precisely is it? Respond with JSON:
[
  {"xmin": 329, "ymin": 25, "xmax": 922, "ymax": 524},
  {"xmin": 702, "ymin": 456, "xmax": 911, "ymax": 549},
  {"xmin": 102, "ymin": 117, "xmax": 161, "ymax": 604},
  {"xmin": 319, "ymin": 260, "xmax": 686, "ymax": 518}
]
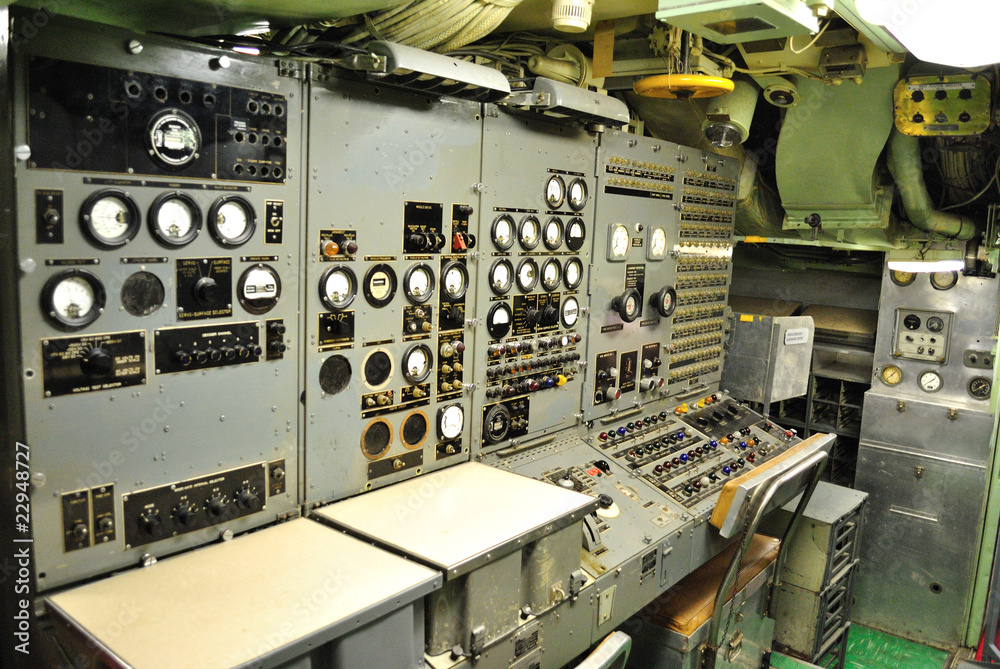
[{"xmin": 277, "ymin": 60, "xmax": 307, "ymax": 80}]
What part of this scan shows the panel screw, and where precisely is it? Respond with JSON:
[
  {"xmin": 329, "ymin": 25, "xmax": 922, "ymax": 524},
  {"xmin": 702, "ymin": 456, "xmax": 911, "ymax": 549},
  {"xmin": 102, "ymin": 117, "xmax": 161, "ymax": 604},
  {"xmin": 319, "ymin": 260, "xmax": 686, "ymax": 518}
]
[
  {"xmin": 127, "ymin": 39, "xmax": 144, "ymax": 55},
  {"xmin": 14, "ymin": 145, "xmax": 31, "ymax": 162}
]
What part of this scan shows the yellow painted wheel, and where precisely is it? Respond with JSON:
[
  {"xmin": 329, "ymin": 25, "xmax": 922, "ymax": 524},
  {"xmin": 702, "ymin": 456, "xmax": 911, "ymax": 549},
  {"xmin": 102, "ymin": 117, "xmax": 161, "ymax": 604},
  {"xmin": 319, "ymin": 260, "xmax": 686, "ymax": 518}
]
[{"xmin": 633, "ymin": 74, "xmax": 735, "ymax": 100}]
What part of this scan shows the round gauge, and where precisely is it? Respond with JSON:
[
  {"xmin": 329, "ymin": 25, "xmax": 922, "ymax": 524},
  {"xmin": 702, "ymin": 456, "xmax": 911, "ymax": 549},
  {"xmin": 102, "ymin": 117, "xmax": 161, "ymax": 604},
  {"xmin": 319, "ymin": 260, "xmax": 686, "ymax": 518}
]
[
  {"xmin": 360, "ymin": 418, "xmax": 392, "ymax": 460},
  {"xmin": 568, "ymin": 178, "xmax": 588, "ymax": 211},
  {"xmin": 238, "ymin": 263, "xmax": 281, "ymax": 315},
  {"xmin": 648, "ymin": 226, "xmax": 667, "ymax": 260},
  {"xmin": 650, "ymin": 286, "xmax": 677, "ymax": 318},
  {"xmin": 363, "ymin": 264, "xmax": 397, "ymax": 308},
  {"xmin": 541, "ymin": 258, "xmax": 562, "ymax": 292},
  {"xmin": 441, "ymin": 261, "xmax": 469, "ymax": 301},
  {"xmin": 489, "ymin": 259, "xmax": 514, "ymax": 295},
  {"xmin": 545, "ymin": 175, "xmax": 566, "ymax": 209},
  {"xmin": 41, "ymin": 269, "xmax": 106, "ymax": 331},
  {"xmin": 519, "ymin": 216, "xmax": 541, "ymax": 250},
  {"xmin": 402, "ymin": 343, "xmax": 433, "ymax": 384},
  {"xmin": 890, "ymin": 269, "xmax": 916, "ymax": 287},
  {"xmin": 564, "ymin": 257, "xmax": 584, "ymax": 290},
  {"xmin": 516, "ymin": 258, "xmax": 539, "ymax": 292},
  {"xmin": 918, "ymin": 370, "xmax": 943, "ymax": 393},
  {"xmin": 145, "ymin": 109, "xmax": 202, "ymax": 169},
  {"xmin": 926, "ymin": 316, "xmax": 945, "ymax": 333},
  {"xmin": 121, "ymin": 271, "xmax": 165, "ymax": 317},
  {"xmin": 969, "ymin": 376, "xmax": 992, "ymax": 400},
  {"xmin": 149, "ymin": 192, "xmax": 201, "ymax": 246},
  {"xmin": 484, "ymin": 404, "xmax": 512, "ymax": 444},
  {"xmin": 880, "ymin": 365, "xmax": 903, "ymax": 386},
  {"xmin": 930, "ymin": 271, "xmax": 959, "ymax": 291},
  {"xmin": 319, "ymin": 265, "xmax": 357, "ymax": 311},
  {"xmin": 903, "ymin": 314, "xmax": 921, "ymax": 330},
  {"xmin": 566, "ymin": 217, "xmax": 587, "ymax": 252},
  {"xmin": 363, "ymin": 349, "xmax": 393, "ymax": 388},
  {"xmin": 491, "ymin": 214, "xmax": 515, "ymax": 251},
  {"xmin": 561, "ymin": 295, "xmax": 580, "ymax": 328},
  {"xmin": 609, "ymin": 224, "xmax": 630, "ymax": 260},
  {"xmin": 319, "ymin": 355, "xmax": 351, "ymax": 396},
  {"xmin": 208, "ymin": 196, "xmax": 256, "ymax": 247},
  {"xmin": 543, "ymin": 217, "xmax": 564, "ymax": 250},
  {"xmin": 400, "ymin": 410, "xmax": 429, "ymax": 449},
  {"xmin": 487, "ymin": 302, "xmax": 513, "ymax": 339},
  {"xmin": 403, "ymin": 263, "xmax": 435, "ymax": 305},
  {"xmin": 80, "ymin": 189, "xmax": 141, "ymax": 248},
  {"xmin": 437, "ymin": 404, "xmax": 465, "ymax": 440}
]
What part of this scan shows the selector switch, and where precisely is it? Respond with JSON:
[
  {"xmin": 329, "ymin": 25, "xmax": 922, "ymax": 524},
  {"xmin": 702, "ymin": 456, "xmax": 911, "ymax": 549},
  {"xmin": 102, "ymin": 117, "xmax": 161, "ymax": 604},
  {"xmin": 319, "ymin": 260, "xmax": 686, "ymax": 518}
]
[{"xmin": 80, "ymin": 348, "xmax": 114, "ymax": 377}]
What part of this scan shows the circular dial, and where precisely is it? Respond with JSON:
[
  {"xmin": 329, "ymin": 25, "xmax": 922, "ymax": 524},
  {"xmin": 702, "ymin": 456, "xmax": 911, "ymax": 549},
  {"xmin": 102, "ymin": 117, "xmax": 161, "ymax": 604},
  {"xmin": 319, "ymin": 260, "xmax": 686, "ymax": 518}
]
[
  {"xmin": 610, "ymin": 224, "xmax": 630, "ymax": 260},
  {"xmin": 545, "ymin": 175, "xmax": 566, "ymax": 209},
  {"xmin": 612, "ymin": 287, "xmax": 642, "ymax": 323},
  {"xmin": 403, "ymin": 263, "xmax": 435, "ymax": 304},
  {"xmin": 484, "ymin": 404, "xmax": 512, "ymax": 444},
  {"xmin": 561, "ymin": 295, "xmax": 580, "ymax": 328},
  {"xmin": 489, "ymin": 259, "xmax": 514, "ymax": 295},
  {"xmin": 650, "ymin": 286, "xmax": 676, "ymax": 318},
  {"xmin": 361, "ymin": 419, "xmax": 392, "ymax": 460},
  {"xmin": 890, "ymin": 269, "xmax": 916, "ymax": 287},
  {"xmin": 80, "ymin": 190, "xmax": 141, "ymax": 248},
  {"xmin": 541, "ymin": 258, "xmax": 562, "ymax": 292},
  {"xmin": 543, "ymin": 217, "xmax": 564, "ymax": 250},
  {"xmin": 969, "ymin": 376, "xmax": 992, "ymax": 400},
  {"xmin": 487, "ymin": 302, "xmax": 513, "ymax": 339},
  {"xmin": 880, "ymin": 365, "xmax": 903, "ymax": 386},
  {"xmin": 319, "ymin": 355, "xmax": 351, "ymax": 395},
  {"xmin": 238, "ymin": 264, "xmax": 281, "ymax": 315},
  {"xmin": 319, "ymin": 266, "xmax": 357, "ymax": 310},
  {"xmin": 926, "ymin": 316, "xmax": 945, "ymax": 333},
  {"xmin": 516, "ymin": 258, "xmax": 539, "ymax": 292},
  {"xmin": 930, "ymin": 271, "xmax": 958, "ymax": 291},
  {"xmin": 121, "ymin": 271, "xmax": 165, "ymax": 317},
  {"xmin": 363, "ymin": 349, "xmax": 393, "ymax": 388},
  {"xmin": 565, "ymin": 217, "xmax": 587, "ymax": 251},
  {"xmin": 402, "ymin": 343, "xmax": 433, "ymax": 384},
  {"xmin": 491, "ymin": 214, "xmax": 515, "ymax": 250},
  {"xmin": 567, "ymin": 178, "xmax": 588, "ymax": 211},
  {"xmin": 564, "ymin": 258, "xmax": 584, "ymax": 289},
  {"xmin": 903, "ymin": 314, "xmax": 921, "ymax": 330},
  {"xmin": 441, "ymin": 261, "xmax": 469, "ymax": 300},
  {"xmin": 146, "ymin": 109, "xmax": 201, "ymax": 169},
  {"xmin": 363, "ymin": 264, "xmax": 397, "ymax": 308},
  {"xmin": 149, "ymin": 192, "xmax": 201, "ymax": 246},
  {"xmin": 208, "ymin": 196, "xmax": 256, "ymax": 247},
  {"xmin": 918, "ymin": 370, "xmax": 943, "ymax": 393},
  {"xmin": 400, "ymin": 411, "xmax": 429, "ymax": 449},
  {"xmin": 438, "ymin": 404, "xmax": 464, "ymax": 440},
  {"xmin": 42, "ymin": 269, "xmax": 106, "ymax": 331},
  {"xmin": 519, "ymin": 216, "xmax": 541, "ymax": 250},
  {"xmin": 649, "ymin": 227, "xmax": 667, "ymax": 259}
]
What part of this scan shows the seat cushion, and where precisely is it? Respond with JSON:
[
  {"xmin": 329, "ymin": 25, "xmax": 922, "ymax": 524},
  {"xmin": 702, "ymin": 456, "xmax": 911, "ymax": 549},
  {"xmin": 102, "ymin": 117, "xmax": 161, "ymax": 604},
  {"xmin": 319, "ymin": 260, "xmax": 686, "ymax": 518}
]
[{"xmin": 642, "ymin": 534, "xmax": 780, "ymax": 637}]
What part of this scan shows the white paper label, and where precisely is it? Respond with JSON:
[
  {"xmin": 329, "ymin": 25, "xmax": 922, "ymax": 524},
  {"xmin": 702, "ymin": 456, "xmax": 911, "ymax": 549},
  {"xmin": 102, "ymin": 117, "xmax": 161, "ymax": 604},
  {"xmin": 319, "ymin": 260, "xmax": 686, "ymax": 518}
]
[{"xmin": 784, "ymin": 328, "xmax": 809, "ymax": 345}]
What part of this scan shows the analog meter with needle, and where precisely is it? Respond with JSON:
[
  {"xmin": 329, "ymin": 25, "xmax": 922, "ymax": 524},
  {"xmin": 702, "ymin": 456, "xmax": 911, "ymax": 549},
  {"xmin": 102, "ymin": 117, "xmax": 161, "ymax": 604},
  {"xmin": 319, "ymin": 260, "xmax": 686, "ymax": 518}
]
[
  {"xmin": 402, "ymin": 344, "xmax": 433, "ymax": 384},
  {"xmin": 519, "ymin": 216, "xmax": 541, "ymax": 250},
  {"xmin": 564, "ymin": 258, "xmax": 584, "ymax": 290},
  {"xmin": 880, "ymin": 365, "xmax": 903, "ymax": 386},
  {"xmin": 437, "ymin": 404, "xmax": 464, "ymax": 440},
  {"xmin": 491, "ymin": 214, "xmax": 515, "ymax": 251},
  {"xmin": 403, "ymin": 263, "xmax": 434, "ymax": 304},
  {"xmin": 489, "ymin": 259, "xmax": 514, "ymax": 295},
  {"xmin": 647, "ymin": 226, "xmax": 667, "ymax": 260},
  {"xmin": 543, "ymin": 217, "xmax": 563, "ymax": 250},
  {"xmin": 441, "ymin": 261, "xmax": 469, "ymax": 301},
  {"xmin": 608, "ymin": 224, "xmax": 630, "ymax": 261},
  {"xmin": 149, "ymin": 192, "xmax": 201, "ymax": 246},
  {"xmin": 544, "ymin": 175, "xmax": 565, "ymax": 209},
  {"xmin": 516, "ymin": 258, "xmax": 539, "ymax": 292},
  {"xmin": 208, "ymin": 196, "xmax": 256, "ymax": 247},
  {"xmin": 487, "ymin": 302, "xmax": 512, "ymax": 339},
  {"xmin": 541, "ymin": 258, "xmax": 562, "ymax": 292},
  {"xmin": 567, "ymin": 178, "xmax": 588, "ymax": 211},
  {"xmin": 319, "ymin": 266, "xmax": 357, "ymax": 311},
  {"xmin": 80, "ymin": 189, "xmax": 140, "ymax": 248},
  {"xmin": 42, "ymin": 269, "xmax": 106, "ymax": 331},
  {"xmin": 565, "ymin": 217, "xmax": 586, "ymax": 251},
  {"xmin": 918, "ymin": 370, "xmax": 943, "ymax": 393}
]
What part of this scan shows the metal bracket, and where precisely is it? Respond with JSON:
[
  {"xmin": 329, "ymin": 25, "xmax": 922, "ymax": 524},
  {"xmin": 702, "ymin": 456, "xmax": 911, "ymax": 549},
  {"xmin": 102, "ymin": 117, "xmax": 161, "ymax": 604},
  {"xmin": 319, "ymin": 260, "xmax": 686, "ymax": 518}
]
[
  {"xmin": 569, "ymin": 568, "xmax": 587, "ymax": 598},
  {"xmin": 470, "ymin": 625, "xmax": 486, "ymax": 658},
  {"xmin": 277, "ymin": 60, "xmax": 307, "ymax": 80}
]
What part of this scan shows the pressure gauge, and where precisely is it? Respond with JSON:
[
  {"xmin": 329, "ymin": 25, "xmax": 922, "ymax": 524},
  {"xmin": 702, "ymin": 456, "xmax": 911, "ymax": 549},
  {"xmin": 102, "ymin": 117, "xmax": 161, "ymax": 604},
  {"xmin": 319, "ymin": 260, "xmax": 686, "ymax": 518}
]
[
  {"xmin": 441, "ymin": 261, "xmax": 469, "ymax": 300},
  {"xmin": 927, "ymin": 316, "xmax": 945, "ymax": 333},
  {"xmin": 208, "ymin": 196, "xmax": 256, "ymax": 247},
  {"xmin": 516, "ymin": 258, "xmax": 539, "ymax": 292},
  {"xmin": 567, "ymin": 178, "xmax": 588, "ymax": 211},
  {"xmin": 487, "ymin": 302, "xmax": 513, "ymax": 339},
  {"xmin": 930, "ymin": 271, "xmax": 958, "ymax": 291},
  {"xmin": 561, "ymin": 295, "xmax": 580, "ymax": 328},
  {"xmin": 41, "ymin": 269, "xmax": 106, "ymax": 331},
  {"xmin": 565, "ymin": 218, "xmax": 587, "ymax": 252},
  {"xmin": 647, "ymin": 226, "xmax": 668, "ymax": 260},
  {"xmin": 437, "ymin": 404, "xmax": 464, "ymax": 440},
  {"xmin": 491, "ymin": 214, "xmax": 515, "ymax": 251},
  {"xmin": 237, "ymin": 264, "xmax": 281, "ymax": 315},
  {"xmin": 149, "ymin": 192, "xmax": 201, "ymax": 246},
  {"xmin": 319, "ymin": 265, "xmax": 357, "ymax": 311},
  {"xmin": 402, "ymin": 343, "xmax": 433, "ymax": 384},
  {"xmin": 541, "ymin": 258, "xmax": 562, "ymax": 292},
  {"xmin": 145, "ymin": 109, "xmax": 201, "ymax": 170},
  {"xmin": 608, "ymin": 224, "xmax": 630, "ymax": 261},
  {"xmin": 519, "ymin": 216, "xmax": 541, "ymax": 250},
  {"xmin": 969, "ymin": 376, "xmax": 992, "ymax": 400},
  {"xmin": 489, "ymin": 259, "xmax": 514, "ymax": 295},
  {"xmin": 543, "ymin": 217, "xmax": 564, "ymax": 250},
  {"xmin": 403, "ymin": 263, "xmax": 435, "ymax": 304},
  {"xmin": 918, "ymin": 370, "xmax": 943, "ymax": 393},
  {"xmin": 545, "ymin": 175, "xmax": 565, "ymax": 209},
  {"xmin": 890, "ymin": 269, "xmax": 916, "ymax": 287},
  {"xmin": 80, "ymin": 189, "xmax": 140, "ymax": 248},
  {"xmin": 564, "ymin": 257, "xmax": 584, "ymax": 290},
  {"xmin": 363, "ymin": 264, "xmax": 397, "ymax": 308},
  {"xmin": 880, "ymin": 365, "xmax": 903, "ymax": 386}
]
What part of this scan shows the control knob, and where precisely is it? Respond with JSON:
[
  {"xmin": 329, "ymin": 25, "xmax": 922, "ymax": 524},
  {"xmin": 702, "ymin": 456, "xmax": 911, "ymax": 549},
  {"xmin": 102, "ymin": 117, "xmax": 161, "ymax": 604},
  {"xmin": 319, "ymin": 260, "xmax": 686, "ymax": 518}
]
[
  {"xmin": 611, "ymin": 288, "xmax": 642, "ymax": 323},
  {"xmin": 80, "ymin": 348, "xmax": 114, "ymax": 377}
]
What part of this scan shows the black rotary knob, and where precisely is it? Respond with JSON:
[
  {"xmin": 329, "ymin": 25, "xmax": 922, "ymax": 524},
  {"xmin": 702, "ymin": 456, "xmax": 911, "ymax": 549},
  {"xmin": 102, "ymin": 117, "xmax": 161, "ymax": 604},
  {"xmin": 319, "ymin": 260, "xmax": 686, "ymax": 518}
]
[
  {"xmin": 598, "ymin": 494, "xmax": 614, "ymax": 509},
  {"xmin": 174, "ymin": 503, "xmax": 196, "ymax": 526},
  {"xmin": 526, "ymin": 308, "xmax": 541, "ymax": 327},
  {"xmin": 650, "ymin": 286, "xmax": 677, "ymax": 318},
  {"xmin": 174, "ymin": 350, "xmax": 192, "ymax": 367},
  {"xmin": 191, "ymin": 349, "xmax": 208, "ymax": 364},
  {"xmin": 206, "ymin": 495, "xmax": 227, "ymax": 517},
  {"xmin": 193, "ymin": 276, "xmax": 221, "ymax": 306},
  {"xmin": 139, "ymin": 511, "xmax": 162, "ymax": 535},
  {"xmin": 80, "ymin": 347, "xmax": 114, "ymax": 377},
  {"xmin": 207, "ymin": 348, "xmax": 222, "ymax": 362},
  {"xmin": 221, "ymin": 347, "xmax": 237, "ymax": 361},
  {"xmin": 542, "ymin": 305, "xmax": 559, "ymax": 326},
  {"xmin": 611, "ymin": 288, "xmax": 642, "ymax": 323},
  {"xmin": 236, "ymin": 487, "xmax": 260, "ymax": 510}
]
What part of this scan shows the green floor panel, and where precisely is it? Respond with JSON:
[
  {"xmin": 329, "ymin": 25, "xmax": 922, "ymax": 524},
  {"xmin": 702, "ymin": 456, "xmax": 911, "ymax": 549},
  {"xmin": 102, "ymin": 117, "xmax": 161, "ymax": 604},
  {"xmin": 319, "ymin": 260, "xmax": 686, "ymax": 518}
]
[
  {"xmin": 772, "ymin": 653, "xmax": 822, "ymax": 668},
  {"xmin": 844, "ymin": 625, "xmax": 950, "ymax": 669}
]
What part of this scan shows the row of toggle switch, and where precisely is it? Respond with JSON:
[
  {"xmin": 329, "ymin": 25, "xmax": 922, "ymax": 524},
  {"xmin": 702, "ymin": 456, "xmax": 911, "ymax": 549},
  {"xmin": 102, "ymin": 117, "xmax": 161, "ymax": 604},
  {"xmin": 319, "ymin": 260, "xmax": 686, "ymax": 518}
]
[
  {"xmin": 488, "ymin": 333, "xmax": 583, "ymax": 358},
  {"xmin": 485, "ymin": 374, "xmax": 569, "ymax": 399}
]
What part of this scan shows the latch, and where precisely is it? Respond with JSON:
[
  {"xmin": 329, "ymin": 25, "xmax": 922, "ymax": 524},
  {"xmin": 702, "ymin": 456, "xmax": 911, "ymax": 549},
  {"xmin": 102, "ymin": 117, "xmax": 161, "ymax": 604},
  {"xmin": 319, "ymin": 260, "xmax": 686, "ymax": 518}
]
[
  {"xmin": 726, "ymin": 630, "xmax": 744, "ymax": 662},
  {"xmin": 470, "ymin": 625, "xmax": 486, "ymax": 658},
  {"xmin": 569, "ymin": 569, "xmax": 586, "ymax": 598}
]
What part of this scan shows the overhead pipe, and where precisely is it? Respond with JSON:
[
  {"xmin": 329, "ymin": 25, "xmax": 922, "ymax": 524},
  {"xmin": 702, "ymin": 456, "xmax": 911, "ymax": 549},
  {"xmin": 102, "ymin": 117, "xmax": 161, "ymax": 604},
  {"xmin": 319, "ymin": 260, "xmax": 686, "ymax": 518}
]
[{"xmin": 887, "ymin": 129, "xmax": 977, "ymax": 240}]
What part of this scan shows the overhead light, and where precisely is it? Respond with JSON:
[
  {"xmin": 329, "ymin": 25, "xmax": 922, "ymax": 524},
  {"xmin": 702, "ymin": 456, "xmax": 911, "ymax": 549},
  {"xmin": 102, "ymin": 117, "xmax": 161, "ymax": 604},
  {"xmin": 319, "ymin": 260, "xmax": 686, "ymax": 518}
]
[
  {"xmin": 552, "ymin": 0, "xmax": 594, "ymax": 33},
  {"xmin": 855, "ymin": 0, "xmax": 1000, "ymax": 67},
  {"xmin": 232, "ymin": 46, "xmax": 261, "ymax": 56},
  {"xmin": 886, "ymin": 259, "xmax": 964, "ymax": 273},
  {"xmin": 887, "ymin": 244, "xmax": 966, "ymax": 273}
]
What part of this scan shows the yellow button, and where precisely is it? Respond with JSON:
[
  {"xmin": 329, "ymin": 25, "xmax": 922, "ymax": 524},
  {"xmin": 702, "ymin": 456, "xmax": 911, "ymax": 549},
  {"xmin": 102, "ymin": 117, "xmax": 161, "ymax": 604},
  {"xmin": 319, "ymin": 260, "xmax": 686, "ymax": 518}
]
[
  {"xmin": 698, "ymin": 399, "xmax": 706, "ymax": 408},
  {"xmin": 556, "ymin": 375, "xmax": 568, "ymax": 386},
  {"xmin": 680, "ymin": 403, "xmax": 689, "ymax": 413}
]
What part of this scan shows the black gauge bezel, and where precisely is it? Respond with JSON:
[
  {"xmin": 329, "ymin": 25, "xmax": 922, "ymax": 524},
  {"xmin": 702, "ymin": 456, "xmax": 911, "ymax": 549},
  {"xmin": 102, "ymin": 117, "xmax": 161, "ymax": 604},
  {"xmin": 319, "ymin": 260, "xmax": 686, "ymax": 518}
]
[
  {"xmin": 360, "ymin": 418, "xmax": 393, "ymax": 460},
  {"xmin": 208, "ymin": 195, "xmax": 257, "ymax": 247},
  {"xmin": 403, "ymin": 262, "xmax": 435, "ymax": 305},
  {"xmin": 440, "ymin": 261, "xmax": 469, "ymax": 301},
  {"xmin": 318, "ymin": 265, "xmax": 357, "ymax": 311},
  {"xmin": 518, "ymin": 215, "xmax": 541, "ymax": 251},
  {"xmin": 647, "ymin": 226, "xmax": 668, "ymax": 260},
  {"xmin": 145, "ymin": 108, "xmax": 202, "ymax": 170},
  {"xmin": 487, "ymin": 302, "xmax": 513, "ymax": 339},
  {"xmin": 890, "ymin": 269, "xmax": 917, "ymax": 287},
  {"xmin": 930, "ymin": 271, "xmax": 959, "ymax": 291},
  {"xmin": 237, "ymin": 263, "xmax": 281, "ymax": 315},
  {"xmin": 41, "ymin": 268, "xmax": 106, "ymax": 331},
  {"xmin": 541, "ymin": 258, "xmax": 562, "ymax": 292},
  {"xmin": 80, "ymin": 189, "xmax": 141, "ymax": 249},
  {"xmin": 437, "ymin": 403, "xmax": 465, "ymax": 440},
  {"xmin": 402, "ymin": 343, "xmax": 434, "ymax": 384},
  {"xmin": 565, "ymin": 217, "xmax": 587, "ymax": 252},
  {"xmin": 489, "ymin": 259, "xmax": 514, "ymax": 296},
  {"xmin": 484, "ymin": 403, "xmax": 512, "ymax": 444},
  {"xmin": 563, "ymin": 257, "xmax": 584, "ymax": 290},
  {"xmin": 567, "ymin": 178, "xmax": 588, "ymax": 211},
  {"xmin": 490, "ymin": 214, "xmax": 515, "ymax": 251},
  {"xmin": 926, "ymin": 316, "xmax": 945, "ymax": 333},
  {"xmin": 545, "ymin": 174, "xmax": 566, "ymax": 209},
  {"xmin": 148, "ymin": 191, "xmax": 202, "ymax": 247},
  {"xmin": 543, "ymin": 217, "xmax": 564, "ymax": 250},
  {"xmin": 516, "ymin": 258, "xmax": 539, "ymax": 293},
  {"xmin": 400, "ymin": 410, "xmax": 429, "ymax": 450},
  {"xmin": 362, "ymin": 263, "xmax": 397, "ymax": 308},
  {"xmin": 969, "ymin": 376, "xmax": 992, "ymax": 400},
  {"xmin": 561, "ymin": 295, "xmax": 581, "ymax": 328}
]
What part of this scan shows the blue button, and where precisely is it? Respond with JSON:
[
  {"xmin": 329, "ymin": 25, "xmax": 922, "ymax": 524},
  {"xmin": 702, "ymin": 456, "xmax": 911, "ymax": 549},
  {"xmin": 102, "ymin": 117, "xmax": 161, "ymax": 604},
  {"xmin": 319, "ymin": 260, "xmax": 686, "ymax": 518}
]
[
  {"xmin": 676, "ymin": 431, "xmax": 685, "ymax": 440},
  {"xmin": 680, "ymin": 453, "xmax": 689, "ymax": 462},
  {"xmin": 710, "ymin": 440, "xmax": 718, "ymax": 447},
  {"xmin": 723, "ymin": 466, "xmax": 732, "ymax": 475},
  {"xmin": 617, "ymin": 427, "xmax": 627, "ymax": 436},
  {"xmin": 739, "ymin": 441, "xmax": 747, "ymax": 449}
]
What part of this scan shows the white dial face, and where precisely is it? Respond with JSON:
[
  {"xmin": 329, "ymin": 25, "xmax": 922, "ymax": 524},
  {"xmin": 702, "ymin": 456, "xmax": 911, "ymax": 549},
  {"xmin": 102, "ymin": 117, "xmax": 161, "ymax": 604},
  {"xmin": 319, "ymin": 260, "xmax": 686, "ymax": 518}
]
[
  {"xmin": 544, "ymin": 220, "xmax": 562, "ymax": 248},
  {"xmin": 52, "ymin": 276, "xmax": 97, "ymax": 320},
  {"xmin": 611, "ymin": 224, "xmax": 630, "ymax": 258},
  {"xmin": 562, "ymin": 296, "xmax": 580, "ymax": 327},
  {"xmin": 542, "ymin": 259, "xmax": 560, "ymax": 289},
  {"xmin": 407, "ymin": 267, "xmax": 431, "ymax": 299},
  {"xmin": 444, "ymin": 266, "xmax": 466, "ymax": 297},
  {"xmin": 493, "ymin": 216, "xmax": 513, "ymax": 248},
  {"xmin": 564, "ymin": 259, "xmax": 582, "ymax": 288},
  {"xmin": 568, "ymin": 220, "xmax": 584, "ymax": 240},
  {"xmin": 545, "ymin": 175, "xmax": 565, "ymax": 208},
  {"xmin": 568, "ymin": 179, "xmax": 587, "ymax": 210},
  {"xmin": 216, "ymin": 202, "xmax": 249, "ymax": 241},
  {"xmin": 650, "ymin": 227, "xmax": 667, "ymax": 257},
  {"xmin": 517, "ymin": 261, "xmax": 537, "ymax": 291},
  {"xmin": 90, "ymin": 196, "xmax": 131, "ymax": 241},
  {"xmin": 625, "ymin": 294, "xmax": 638, "ymax": 316},
  {"xmin": 490, "ymin": 305, "xmax": 511, "ymax": 326},
  {"xmin": 242, "ymin": 267, "xmax": 278, "ymax": 300},
  {"xmin": 919, "ymin": 371, "xmax": 943, "ymax": 393},
  {"xmin": 520, "ymin": 218, "xmax": 540, "ymax": 248},
  {"xmin": 491, "ymin": 262, "xmax": 512, "ymax": 292},
  {"xmin": 156, "ymin": 198, "xmax": 195, "ymax": 239},
  {"xmin": 440, "ymin": 405, "xmax": 464, "ymax": 439},
  {"xmin": 325, "ymin": 270, "xmax": 352, "ymax": 304},
  {"xmin": 405, "ymin": 347, "xmax": 430, "ymax": 381}
]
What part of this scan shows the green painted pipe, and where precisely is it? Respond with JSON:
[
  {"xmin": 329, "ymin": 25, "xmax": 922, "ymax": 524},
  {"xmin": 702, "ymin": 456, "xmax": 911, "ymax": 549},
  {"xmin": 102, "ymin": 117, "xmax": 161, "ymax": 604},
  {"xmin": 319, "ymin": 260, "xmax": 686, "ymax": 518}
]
[{"xmin": 887, "ymin": 130, "xmax": 977, "ymax": 240}]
